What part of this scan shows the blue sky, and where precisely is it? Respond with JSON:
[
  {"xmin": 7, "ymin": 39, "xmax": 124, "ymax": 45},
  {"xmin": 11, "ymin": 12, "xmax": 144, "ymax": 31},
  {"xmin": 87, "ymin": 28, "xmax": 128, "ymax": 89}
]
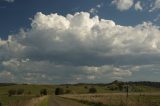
[
  {"xmin": 0, "ymin": 0, "xmax": 160, "ymax": 84},
  {"xmin": 0, "ymin": 0, "xmax": 160, "ymax": 39}
]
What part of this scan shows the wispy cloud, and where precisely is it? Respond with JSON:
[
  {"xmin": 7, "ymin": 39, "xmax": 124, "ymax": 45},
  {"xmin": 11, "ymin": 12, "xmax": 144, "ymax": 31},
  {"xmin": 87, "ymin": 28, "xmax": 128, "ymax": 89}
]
[
  {"xmin": 149, "ymin": 0, "xmax": 160, "ymax": 12},
  {"xmin": 134, "ymin": 1, "xmax": 143, "ymax": 11},
  {"xmin": 111, "ymin": 0, "xmax": 144, "ymax": 12},
  {"xmin": 111, "ymin": 0, "xmax": 134, "ymax": 11},
  {"xmin": 4, "ymin": 0, "xmax": 14, "ymax": 3},
  {"xmin": 89, "ymin": 3, "xmax": 103, "ymax": 15},
  {"xmin": 154, "ymin": 14, "xmax": 160, "ymax": 22}
]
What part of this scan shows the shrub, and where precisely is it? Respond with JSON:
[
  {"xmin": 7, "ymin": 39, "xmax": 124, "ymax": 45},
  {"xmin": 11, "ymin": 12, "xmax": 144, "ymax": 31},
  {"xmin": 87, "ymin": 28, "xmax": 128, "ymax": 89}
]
[
  {"xmin": 66, "ymin": 85, "xmax": 69, "ymax": 88},
  {"xmin": 17, "ymin": 89, "xmax": 24, "ymax": 95},
  {"xmin": 36, "ymin": 94, "xmax": 41, "ymax": 97},
  {"xmin": 55, "ymin": 88, "xmax": 64, "ymax": 95},
  {"xmin": 8, "ymin": 89, "xmax": 16, "ymax": 96},
  {"xmin": 108, "ymin": 84, "xmax": 119, "ymax": 91},
  {"xmin": 65, "ymin": 89, "xmax": 72, "ymax": 94},
  {"xmin": 84, "ymin": 86, "xmax": 88, "ymax": 89},
  {"xmin": 118, "ymin": 84, "xmax": 123, "ymax": 91},
  {"xmin": 40, "ymin": 89, "xmax": 48, "ymax": 95},
  {"xmin": 89, "ymin": 87, "xmax": 97, "ymax": 93},
  {"xmin": 27, "ymin": 91, "xmax": 31, "ymax": 95}
]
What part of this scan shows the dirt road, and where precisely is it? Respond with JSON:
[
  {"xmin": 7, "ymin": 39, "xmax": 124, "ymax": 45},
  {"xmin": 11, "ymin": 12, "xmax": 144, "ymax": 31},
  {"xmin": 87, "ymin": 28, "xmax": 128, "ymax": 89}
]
[{"xmin": 48, "ymin": 96, "xmax": 88, "ymax": 106}]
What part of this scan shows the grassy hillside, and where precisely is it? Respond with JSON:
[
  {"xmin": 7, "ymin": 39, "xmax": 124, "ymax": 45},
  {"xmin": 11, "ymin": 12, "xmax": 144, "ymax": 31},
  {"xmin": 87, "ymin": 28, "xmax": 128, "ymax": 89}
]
[
  {"xmin": 0, "ymin": 84, "xmax": 53, "ymax": 105},
  {"xmin": 0, "ymin": 81, "xmax": 160, "ymax": 105}
]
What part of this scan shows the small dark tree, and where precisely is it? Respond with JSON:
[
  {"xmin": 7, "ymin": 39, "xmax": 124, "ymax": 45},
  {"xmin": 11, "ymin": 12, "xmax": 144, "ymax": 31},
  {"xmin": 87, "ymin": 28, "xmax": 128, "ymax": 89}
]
[
  {"xmin": 84, "ymin": 86, "xmax": 88, "ymax": 89},
  {"xmin": 66, "ymin": 85, "xmax": 69, "ymax": 88},
  {"xmin": 8, "ymin": 89, "xmax": 16, "ymax": 96},
  {"xmin": 108, "ymin": 84, "xmax": 119, "ymax": 91},
  {"xmin": 55, "ymin": 88, "xmax": 64, "ymax": 95},
  {"xmin": 40, "ymin": 89, "xmax": 47, "ymax": 96},
  {"xmin": 17, "ymin": 89, "xmax": 24, "ymax": 95},
  {"xmin": 65, "ymin": 89, "xmax": 72, "ymax": 94},
  {"xmin": 89, "ymin": 87, "xmax": 97, "ymax": 93},
  {"xmin": 118, "ymin": 84, "xmax": 123, "ymax": 91},
  {"xmin": 27, "ymin": 91, "xmax": 31, "ymax": 95}
]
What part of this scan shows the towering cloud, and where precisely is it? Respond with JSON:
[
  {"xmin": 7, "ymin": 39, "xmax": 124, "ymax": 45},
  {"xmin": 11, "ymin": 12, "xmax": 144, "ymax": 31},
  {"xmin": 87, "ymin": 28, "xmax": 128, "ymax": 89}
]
[{"xmin": 0, "ymin": 12, "xmax": 160, "ymax": 83}]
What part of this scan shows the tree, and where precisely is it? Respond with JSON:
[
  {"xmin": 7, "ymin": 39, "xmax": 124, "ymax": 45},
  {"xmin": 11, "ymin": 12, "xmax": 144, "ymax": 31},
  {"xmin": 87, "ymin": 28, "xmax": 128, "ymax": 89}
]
[
  {"xmin": 27, "ymin": 91, "xmax": 31, "ymax": 95},
  {"xmin": 55, "ymin": 88, "xmax": 64, "ymax": 95},
  {"xmin": 89, "ymin": 87, "xmax": 97, "ymax": 93},
  {"xmin": 8, "ymin": 89, "xmax": 16, "ymax": 96},
  {"xmin": 118, "ymin": 84, "xmax": 123, "ymax": 91},
  {"xmin": 17, "ymin": 89, "xmax": 24, "ymax": 95},
  {"xmin": 108, "ymin": 84, "xmax": 119, "ymax": 91},
  {"xmin": 65, "ymin": 89, "xmax": 72, "ymax": 94},
  {"xmin": 40, "ymin": 89, "xmax": 47, "ymax": 95},
  {"xmin": 84, "ymin": 86, "xmax": 88, "ymax": 89}
]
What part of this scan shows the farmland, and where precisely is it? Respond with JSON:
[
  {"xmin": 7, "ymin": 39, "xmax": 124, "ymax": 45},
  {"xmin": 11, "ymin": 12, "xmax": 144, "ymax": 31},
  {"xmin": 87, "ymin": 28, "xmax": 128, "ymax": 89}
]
[
  {"xmin": 61, "ymin": 93, "xmax": 160, "ymax": 106},
  {"xmin": 0, "ymin": 81, "xmax": 160, "ymax": 106}
]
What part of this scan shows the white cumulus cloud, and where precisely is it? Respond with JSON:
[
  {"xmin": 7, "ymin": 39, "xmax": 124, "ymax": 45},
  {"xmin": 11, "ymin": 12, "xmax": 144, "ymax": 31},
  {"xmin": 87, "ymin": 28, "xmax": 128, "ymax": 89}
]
[
  {"xmin": 112, "ymin": 0, "xmax": 134, "ymax": 11},
  {"xmin": 1, "ymin": 12, "xmax": 160, "ymax": 83},
  {"xmin": 135, "ymin": 1, "xmax": 143, "ymax": 11},
  {"xmin": 149, "ymin": 0, "xmax": 160, "ymax": 12}
]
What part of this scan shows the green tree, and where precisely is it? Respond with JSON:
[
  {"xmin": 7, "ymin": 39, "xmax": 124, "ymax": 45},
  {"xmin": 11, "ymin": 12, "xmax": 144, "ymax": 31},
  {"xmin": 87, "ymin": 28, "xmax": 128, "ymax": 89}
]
[
  {"xmin": 55, "ymin": 88, "xmax": 64, "ymax": 95},
  {"xmin": 17, "ymin": 89, "xmax": 24, "ymax": 95},
  {"xmin": 89, "ymin": 87, "xmax": 97, "ymax": 93},
  {"xmin": 40, "ymin": 89, "xmax": 48, "ymax": 95},
  {"xmin": 8, "ymin": 89, "xmax": 16, "ymax": 96}
]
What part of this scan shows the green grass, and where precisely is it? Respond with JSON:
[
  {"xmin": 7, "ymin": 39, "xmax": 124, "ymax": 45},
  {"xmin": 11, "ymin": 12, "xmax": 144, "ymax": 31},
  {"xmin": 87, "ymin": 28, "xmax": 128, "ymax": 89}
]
[
  {"xmin": 0, "ymin": 84, "xmax": 160, "ymax": 105},
  {"xmin": 57, "ymin": 84, "xmax": 114, "ymax": 94},
  {"xmin": 0, "ymin": 84, "xmax": 54, "ymax": 105},
  {"xmin": 36, "ymin": 96, "xmax": 49, "ymax": 106},
  {"xmin": 0, "ymin": 84, "xmax": 55, "ymax": 95},
  {"xmin": 51, "ymin": 96, "xmax": 89, "ymax": 106},
  {"xmin": 0, "ymin": 95, "xmax": 34, "ymax": 106}
]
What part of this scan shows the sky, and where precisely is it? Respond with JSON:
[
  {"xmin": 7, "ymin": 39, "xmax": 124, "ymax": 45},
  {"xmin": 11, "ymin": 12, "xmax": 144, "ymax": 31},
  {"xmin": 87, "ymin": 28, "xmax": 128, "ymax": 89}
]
[{"xmin": 0, "ymin": 0, "xmax": 160, "ymax": 84}]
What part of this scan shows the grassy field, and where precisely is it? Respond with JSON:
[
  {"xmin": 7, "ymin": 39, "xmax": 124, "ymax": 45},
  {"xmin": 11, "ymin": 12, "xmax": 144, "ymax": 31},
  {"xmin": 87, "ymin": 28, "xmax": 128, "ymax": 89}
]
[
  {"xmin": 61, "ymin": 93, "xmax": 160, "ymax": 106},
  {"xmin": 48, "ymin": 96, "xmax": 89, "ymax": 106},
  {"xmin": 36, "ymin": 96, "xmax": 49, "ymax": 106},
  {"xmin": 0, "ymin": 82, "xmax": 160, "ymax": 106},
  {"xmin": 0, "ymin": 84, "xmax": 53, "ymax": 105}
]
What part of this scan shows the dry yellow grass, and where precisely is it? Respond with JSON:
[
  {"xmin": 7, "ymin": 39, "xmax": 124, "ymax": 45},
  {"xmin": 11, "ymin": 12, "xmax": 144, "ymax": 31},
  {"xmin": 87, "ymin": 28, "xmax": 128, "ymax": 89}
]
[
  {"xmin": 9, "ymin": 96, "xmax": 48, "ymax": 106},
  {"xmin": 61, "ymin": 93, "xmax": 160, "ymax": 106}
]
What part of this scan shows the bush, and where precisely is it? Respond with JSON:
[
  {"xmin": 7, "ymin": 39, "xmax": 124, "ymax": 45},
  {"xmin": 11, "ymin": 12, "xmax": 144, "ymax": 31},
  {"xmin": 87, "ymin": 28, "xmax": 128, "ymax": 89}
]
[
  {"xmin": 84, "ymin": 86, "xmax": 88, "ymax": 89},
  {"xmin": 40, "ymin": 89, "xmax": 48, "ymax": 95},
  {"xmin": 8, "ymin": 89, "xmax": 16, "ymax": 96},
  {"xmin": 17, "ymin": 89, "xmax": 24, "ymax": 95},
  {"xmin": 65, "ymin": 89, "xmax": 72, "ymax": 94},
  {"xmin": 36, "ymin": 94, "xmax": 41, "ymax": 97},
  {"xmin": 108, "ymin": 84, "xmax": 119, "ymax": 91},
  {"xmin": 27, "ymin": 91, "xmax": 31, "ymax": 95},
  {"xmin": 89, "ymin": 87, "xmax": 97, "ymax": 93},
  {"xmin": 55, "ymin": 88, "xmax": 64, "ymax": 95},
  {"xmin": 66, "ymin": 85, "xmax": 69, "ymax": 88}
]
